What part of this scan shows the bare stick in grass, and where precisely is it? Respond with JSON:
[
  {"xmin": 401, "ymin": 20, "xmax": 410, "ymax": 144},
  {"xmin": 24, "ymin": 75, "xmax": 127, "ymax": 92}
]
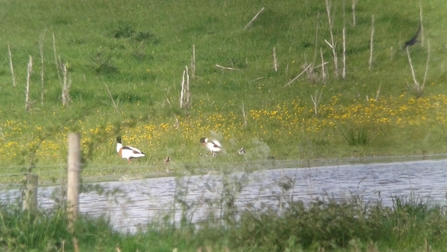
[
  {"xmin": 215, "ymin": 64, "xmax": 238, "ymax": 71},
  {"xmin": 375, "ymin": 83, "xmax": 381, "ymax": 101},
  {"xmin": 405, "ymin": 47, "xmax": 419, "ymax": 88},
  {"xmin": 39, "ymin": 30, "xmax": 46, "ymax": 105},
  {"xmin": 342, "ymin": 0, "xmax": 346, "ymax": 79},
  {"xmin": 352, "ymin": 0, "xmax": 358, "ymax": 26},
  {"xmin": 244, "ymin": 7, "xmax": 265, "ymax": 30},
  {"xmin": 180, "ymin": 66, "xmax": 190, "ymax": 109},
  {"xmin": 52, "ymin": 34, "xmax": 62, "ymax": 84},
  {"xmin": 325, "ymin": 0, "xmax": 338, "ymax": 77},
  {"xmin": 312, "ymin": 13, "xmax": 320, "ymax": 67},
  {"xmin": 369, "ymin": 15, "xmax": 375, "ymax": 70},
  {"xmin": 241, "ymin": 101, "xmax": 247, "ymax": 127},
  {"xmin": 8, "ymin": 43, "xmax": 16, "ymax": 87},
  {"xmin": 421, "ymin": 40, "xmax": 430, "ymax": 91},
  {"xmin": 103, "ymin": 82, "xmax": 120, "ymax": 113},
  {"xmin": 25, "ymin": 56, "xmax": 33, "ymax": 111},
  {"xmin": 250, "ymin": 77, "xmax": 264, "ymax": 82},
  {"xmin": 61, "ymin": 63, "xmax": 71, "ymax": 107},
  {"xmin": 342, "ymin": 26, "xmax": 346, "ymax": 79},
  {"xmin": 419, "ymin": 0, "xmax": 425, "ymax": 46},
  {"xmin": 284, "ymin": 64, "xmax": 312, "ymax": 87},
  {"xmin": 191, "ymin": 44, "xmax": 196, "ymax": 79},
  {"xmin": 311, "ymin": 89, "xmax": 323, "ymax": 117},
  {"xmin": 320, "ymin": 48, "xmax": 327, "ymax": 81},
  {"xmin": 273, "ymin": 47, "xmax": 278, "ymax": 72}
]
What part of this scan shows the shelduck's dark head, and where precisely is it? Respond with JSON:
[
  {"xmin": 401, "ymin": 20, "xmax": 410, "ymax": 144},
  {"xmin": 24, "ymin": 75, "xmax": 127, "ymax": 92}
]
[
  {"xmin": 117, "ymin": 136, "xmax": 122, "ymax": 144},
  {"xmin": 200, "ymin": 137, "xmax": 207, "ymax": 144}
]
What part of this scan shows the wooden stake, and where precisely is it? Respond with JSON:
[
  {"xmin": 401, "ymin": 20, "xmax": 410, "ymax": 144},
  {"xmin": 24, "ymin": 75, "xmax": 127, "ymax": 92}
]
[
  {"xmin": 244, "ymin": 7, "xmax": 265, "ymax": 30},
  {"xmin": 67, "ymin": 133, "xmax": 81, "ymax": 232},
  {"xmin": 8, "ymin": 43, "xmax": 16, "ymax": 87},
  {"xmin": 22, "ymin": 174, "xmax": 38, "ymax": 212},
  {"xmin": 369, "ymin": 15, "xmax": 375, "ymax": 70}
]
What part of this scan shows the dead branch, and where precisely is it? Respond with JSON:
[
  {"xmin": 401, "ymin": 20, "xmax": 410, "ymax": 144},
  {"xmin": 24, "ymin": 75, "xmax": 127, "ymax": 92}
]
[
  {"xmin": 342, "ymin": 26, "xmax": 346, "ymax": 79},
  {"xmin": 342, "ymin": 0, "xmax": 346, "ymax": 79},
  {"xmin": 313, "ymin": 13, "xmax": 320, "ymax": 66},
  {"xmin": 273, "ymin": 47, "xmax": 278, "ymax": 72},
  {"xmin": 250, "ymin": 77, "xmax": 264, "ymax": 82},
  {"xmin": 325, "ymin": 0, "xmax": 338, "ymax": 77},
  {"xmin": 244, "ymin": 7, "xmax": 265, "ymax": 30},
  {"xmin": 369, "ymin": 15, "xmax": 375, "ymax": 70},
  {"xmin": 405, "ymin": 47, "xmax": 419, "ymax": 87},
  {"xmin": 241, "ymin": 101, "xmax": 247, "ymax": 127},
  {"xmin": 284, "ymin": 64, "xmax": 312, "ymax": 87},
  {"xmin": 39, "ymin": 30, "xmax": 46, "ymax": 105},
  {"xmin": 320, "ymin": 48, "xmax": 327, "ymax": 81},
  {"xmin": 190, "ymin": 44, "xmax": 196, "ymax": 78},
  {"xmin": 103, "ymin": 82, "xmax": 120, "ymax": 113},
  {"xmin": 8, "ymin": 43, "xmax": 16, "ymax": 87},
  {"xmin": 215, "ymin": 64, "xmax": 239, "ymax": 71},
  {"xmin": 421, "ymin": 39, "xmax": 430, "ymax": 91},
  {"xmin": 375, "ymin": 83, "xmax": 381, "ymax": 101},
  {"xmin": 61, "ymin": 63, "xmax": 71, "ymax": 107},
  {"xmin": 311, "ymin": 89, "xmax": 323, "ymax": 116},
  {"xmin": 419, "ymin": 0, "xmax": 425, "ymax": 46},
  {"xmin": 352, "ymin": 0, "xmax": 358, "ymax": 26},
  {"xmin": 25, "ymin": 56, "xmax": 32, "ymax": 111},
  {"xmin": 180, "ymin": 66, "xmax": 190, "ymax": 109},
  {"xmin": 52, "ymin": 34, "xmax": 62, "ymax": 84}
]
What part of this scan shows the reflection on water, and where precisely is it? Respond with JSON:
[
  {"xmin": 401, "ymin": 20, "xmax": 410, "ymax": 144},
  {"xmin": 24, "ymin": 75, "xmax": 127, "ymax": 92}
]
[{"xmin": 2, "ymin": 159, "xmax": 447, "ymax": 233}]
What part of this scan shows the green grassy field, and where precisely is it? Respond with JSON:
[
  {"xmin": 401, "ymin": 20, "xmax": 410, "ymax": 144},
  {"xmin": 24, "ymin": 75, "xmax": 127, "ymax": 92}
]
[
  {"xmin": 2, "ymin": 1, "xmax": 447, "ymax": 250},
  {"xmin": 1, "ymin": 0, "xmax": 447, "ymax": 181}
]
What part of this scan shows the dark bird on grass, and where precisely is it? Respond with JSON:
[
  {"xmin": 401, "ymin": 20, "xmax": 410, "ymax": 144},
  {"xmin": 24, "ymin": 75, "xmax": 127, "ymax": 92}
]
[
  {"xmin": 116, "ymin": 136, "xmax": 145, "ymax": 163},
  {"xmin": 403, "ymin": 23, "xmax": 422, "ymax": 49},
  {"xmin": 200, "ymin": 137, "xmax": 222, "ymax": 157}
]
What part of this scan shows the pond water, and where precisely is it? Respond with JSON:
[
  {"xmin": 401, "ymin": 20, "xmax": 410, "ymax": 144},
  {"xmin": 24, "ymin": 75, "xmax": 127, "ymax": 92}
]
[{"xmin": 2, "ymin": 158, "xmax": 447, "ymax": 233}]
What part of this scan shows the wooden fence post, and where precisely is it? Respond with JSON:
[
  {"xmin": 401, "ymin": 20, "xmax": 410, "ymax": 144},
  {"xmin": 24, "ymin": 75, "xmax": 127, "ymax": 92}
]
[
  {"xmin": 67, "ymin": 132, "xmax": 81, "ymax": 231},
  {"xmin": 22, "ymin": 174, "xmax": 38, "ymax": 212}
]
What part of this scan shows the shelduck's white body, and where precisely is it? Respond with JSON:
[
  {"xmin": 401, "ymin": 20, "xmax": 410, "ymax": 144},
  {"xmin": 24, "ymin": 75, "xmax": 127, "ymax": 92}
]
[
  {"xmin": 116, "ymin": 137, "xmax": 145, "ymax": 163},
  {"xmin": 200, "ymin": 137, "xmax": 222, "ymax": 157}
]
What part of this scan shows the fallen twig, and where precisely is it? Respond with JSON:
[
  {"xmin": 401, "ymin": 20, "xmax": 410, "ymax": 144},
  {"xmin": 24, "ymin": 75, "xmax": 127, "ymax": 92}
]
[
  {"xmin": 215, "ymin": 64, "xmax": 239, "ymax": 71},
  {"xmin": 284, "ymin": 64, "xmax": 312, "ymax": 87},
  {"xmin": 244, "ymin": 7, "xmax": 265, "ymax": 30}
]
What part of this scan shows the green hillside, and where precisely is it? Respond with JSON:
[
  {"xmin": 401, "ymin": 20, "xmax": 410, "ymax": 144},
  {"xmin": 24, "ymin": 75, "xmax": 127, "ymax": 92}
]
[{"xmin": 1, "ymin": 0, "xmax": 447, "ymax": 181}]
